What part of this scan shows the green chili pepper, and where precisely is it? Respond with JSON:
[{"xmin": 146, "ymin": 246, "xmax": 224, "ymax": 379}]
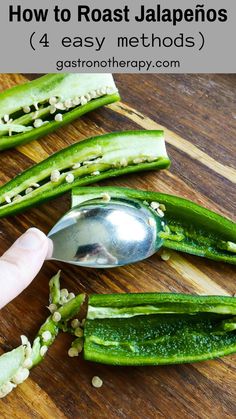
[
  {"xmin": 0, "ymin": 271, "xmax": 85, "ymax": 398},
  {"xmin": 84, "ymin": 293, "xmax": 236, "ymax": 366},
  {"xmin": 0, "ymin": 272, "xmax": 235, "ymax": 398},
  {"xmin": 71, "ymin": 186, "xmax": 236, "ymax": 264},
  {"xmin": 0, "ymin": 131, "xmax": 170, "ymax": 218},
  {"xmin": 0, "ymin": 73, "xmax": 120, "ymax": 151}
]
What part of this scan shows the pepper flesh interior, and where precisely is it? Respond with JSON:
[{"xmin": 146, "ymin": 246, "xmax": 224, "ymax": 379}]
[
  {"xmin": 0, "ymin": 131, "xmax": 170, "ymax": 217},
  {"xmin": 71, "ymin": 186, "xmax": 236, "ymax": 264},
  {"xmin": 84, "ymin": 293, "xmax": 236, "ymax": 365},
  {"xmin": 0, "ymin": 73, "xmax": 120, "ymax": 150}
]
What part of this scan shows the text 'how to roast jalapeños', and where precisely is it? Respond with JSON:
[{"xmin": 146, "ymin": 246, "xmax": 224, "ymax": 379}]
[
  {"xmin": 0, "ymin": 272, "xmax": 235, "ymax": 398},
  {"xmin": 71, "ymin": 186, "xmax": 236, "ymax": 264},
  {"xmin": 0, "ymin": 73, "xmax": 120, "ymax": 150},
  {"xmin": 0, "ymin": 131, "xmax": 170, "ymax": 218}
]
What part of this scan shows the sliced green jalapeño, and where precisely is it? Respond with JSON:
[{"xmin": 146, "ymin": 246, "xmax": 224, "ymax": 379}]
[
  {"xmin": 71, "ymin": 186, "xmax": 236, "ymax": 264},
  {"xmin": 0, "ymin": 131, "xmax": 170, "ymax": 218},
  {"xmin": 0, "ymin": 73, "xmax": 120, "ymax": 150},
  {"xmin": 84, "ymin": 293, "xmax": 236, "ymax": 365}
]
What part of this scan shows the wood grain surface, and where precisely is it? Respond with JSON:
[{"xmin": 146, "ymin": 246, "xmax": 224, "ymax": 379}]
[{"xmin": 0, "ymin": 73, "xmax": 235, "ymax": 419}]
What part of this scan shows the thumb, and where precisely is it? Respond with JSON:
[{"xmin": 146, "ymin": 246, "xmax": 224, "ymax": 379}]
[{"xmin": 0, "ymin": 228, "xmax": 52, "ymax": 309}]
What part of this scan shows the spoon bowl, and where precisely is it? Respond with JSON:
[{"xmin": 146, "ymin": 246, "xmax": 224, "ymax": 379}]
[{"xmin": 48, "ymin": 198, "xmax": 164, "ymax": 268}]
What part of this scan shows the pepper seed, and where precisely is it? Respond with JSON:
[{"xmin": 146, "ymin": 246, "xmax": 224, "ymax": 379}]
[
  {"xmin": 33, "ymin": 119, "xmax": 43, "ymax": 128},
  {"xmin": 49, "ymin": 97, "xmax": 57, "ymax": 105},
  {"xmin": 25, "ymin": 187, "xmax": 34, "ymax": 195},
  {"xmin": 133, "ymin": 158, "xmax": 145, "ymax": 164},
  {"xmin": 90, "ymin": 91, "xmax": 96, "ymax": 99},
  {"xmin": 13, "ymin": 194, "xmax": 22, "ymax": 202},
  {"xmin": 68, "ymin": 347, "xmax": 79, "ymax": 357},
  {"xmin": 60, "ymin": 288, "xmax": 69, "ymax": 298},
  {"xmin": 40, "ymin": 345, "xmax": 48, "ymax": 357},
  {"xmin": 120, "ymin": 158, "xmax": 128, "ymax": 167},
  {"xmin": 74, "ymin": 327, "xmax": 84, "ymax": 338},
  {"xmin": 23, "ymin": 106, "xmax": 31, "ymax": 114},
  {"xmin": 150, "ymin": 202, "xmax": 160, "ymax": 210},
  {"xmin": 4, "ymin": 195, "xmax": 11, "ymax": 204},
  {"xmin": 101, "ymin": 192, "xmax": 111, "ymax": 202},
  {"xmin": 71, "ymin": 319, "xmax": 80, "ymax": 329},
  {"xmin": 72, "ymin": 97, "xmax": 81, "ymax": 106},
  {"xmin": 65, "ymin": 99, "xmax": 72, "ymax": 108},
  {"xmin": 12, "ymin": 368, "xmax": 30, "ymax": 385},
  {"xmin": 50, "ymin": 169, "xmax": 60, "ymax": 183},
  {"xmin": 72, "ymin": 162, "xmax": 81, "ymax": 169},
  {"xmin": 55, "ymin": 102, "xmax": 66, "ymax": 110},
  {"xmin": 80, "ymin": 96, "xmax": 87, "ymax": 105},
  {"xmin": 92, "ymin": 376, "xmax": 103, "ymax": 388},
  {"xmin": 156, "ymin": 208, "xmax": 165, "ymax": 218},
  {"xmin": 52, "ymin": 311, "xmax": 61, "ymax": 322},
  {"xmin": 23, "ymin": 358, "xmax": 33, "ymax": 369},
  {"xmin": 48, "ymin": 303, "xmax": 57, "ymax": 313},
  {"xmin": 42, "ymin": 331, "xmax": 52, "ymax": 342},
  {"xmin": 50, "ymin": 106, "xmax": 57, "ymax": 114},
  {"xmin": 65, "ymin": 173, "xmax": 74, "ymax": 184},
  {"xmin": 161, "ymin": 250, "xmax": 170, "ymax": 261},
  {"xmin": 54, "ymin": 113, "xmax": 63, "ymax": 122}
]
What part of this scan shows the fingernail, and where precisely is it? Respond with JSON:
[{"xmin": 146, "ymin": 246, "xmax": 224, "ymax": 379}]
[{"xmin": 16, "ymin": 228, "xmax": 47, "ymax": 250}]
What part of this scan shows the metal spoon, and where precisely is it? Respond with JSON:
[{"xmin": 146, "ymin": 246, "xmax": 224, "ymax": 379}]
[{"xmin": 48, "ymin": 197, "xmax": 164, "ymax": 268}]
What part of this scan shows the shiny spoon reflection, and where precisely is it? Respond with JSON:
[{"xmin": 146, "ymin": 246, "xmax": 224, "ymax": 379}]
[{"xmin": 48, "ymin": 198, "xmax": 164, "ymax": 268}]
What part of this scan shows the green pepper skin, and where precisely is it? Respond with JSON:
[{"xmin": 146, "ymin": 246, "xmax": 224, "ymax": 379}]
[
  {"xmin": 71, "ymin": 186, "xmax": 236, "ymax": 264},
  {"xmin": 84, "ymin": 293, "xmax": 236, "ymax": 366},
  {"xmin": 0, "ymin": 131, "xmax": 170, "ymax": 218},
  {"xmin": 0, "ymin": 74, "xmax": 120, "ymax": 150},
  {"xmin": 0, "ymin": 272, "xmax": 85, "ymax": 398}
]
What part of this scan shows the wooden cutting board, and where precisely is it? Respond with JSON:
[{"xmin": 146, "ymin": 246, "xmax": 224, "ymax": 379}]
[{"xmin": 0, "ymin": 73, "xmax": 235, "ymax": 419}]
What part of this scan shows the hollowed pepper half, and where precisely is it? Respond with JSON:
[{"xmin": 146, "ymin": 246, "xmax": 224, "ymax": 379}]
[
  {"xmin": 84, "ymin": 292, "xmax": 236, "ymax": 365},
  {"xmin": 71, "ymin": 186, "xmax": 236, "ymax": 264},
  {"xmin": 0, "ymin": 73, "xmax": 120, "ymax": 150},
  {"xmin": 0, "ymin": 131, "xmax": 170, "ymax": 217},
  {"xmin": 0, "ymin": 271, "xmax": 235, "ymax": 398}
]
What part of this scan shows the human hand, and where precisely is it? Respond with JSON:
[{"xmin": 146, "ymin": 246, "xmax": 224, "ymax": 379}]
[{"xmin": 0, "ymin": 228, "xmax": 52, "ymax": 309}]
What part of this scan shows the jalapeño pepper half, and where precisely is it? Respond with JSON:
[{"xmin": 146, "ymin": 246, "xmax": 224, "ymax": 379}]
[
  {"xmin": 71, "ymin": 186, "xmax": 236, "ymax": 264},
  {"xmin": 0, "ymin": 73, "xmax": 120, "ymax": 150}
]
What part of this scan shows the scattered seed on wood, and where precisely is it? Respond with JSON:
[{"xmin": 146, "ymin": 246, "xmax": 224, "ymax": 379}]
[
  {"xmin": 161, "ymin": 250, "xmax": 171, "ymax": 261},
  {"xmin": 92, "ymin": 376, "xmax": 103, "ymax": 388},
  {"xmin": 68, "ymin": 347, "xmax": 79, "ymax": 357}
]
